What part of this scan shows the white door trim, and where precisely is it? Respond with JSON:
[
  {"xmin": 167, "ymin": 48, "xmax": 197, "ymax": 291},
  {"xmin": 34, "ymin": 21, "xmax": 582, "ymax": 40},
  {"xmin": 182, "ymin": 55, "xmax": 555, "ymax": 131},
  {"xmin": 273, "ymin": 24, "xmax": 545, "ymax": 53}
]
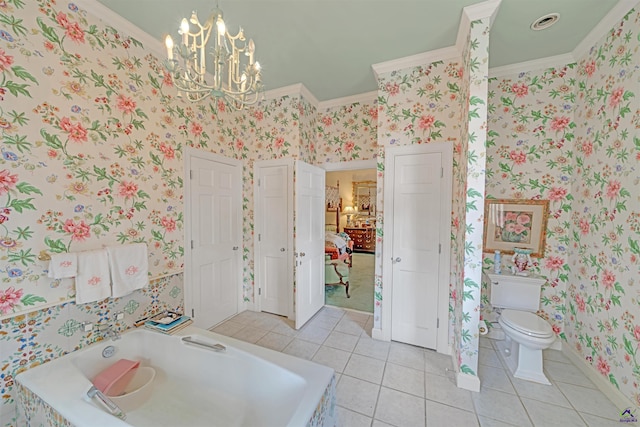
[
  {"xmin": 184, "ymin": 147, "xmax": 244, "ymax": 318},
  {"xmin": 381, "ymin": 143, "xmax": 453, "ymax": 355},
  {"xmin": 254, "ymin": 158, "xmax": 295, "ymax": 318},
  {"xmin": 322, "ymin": 159, "xmax": 377, "ymax": 171}
]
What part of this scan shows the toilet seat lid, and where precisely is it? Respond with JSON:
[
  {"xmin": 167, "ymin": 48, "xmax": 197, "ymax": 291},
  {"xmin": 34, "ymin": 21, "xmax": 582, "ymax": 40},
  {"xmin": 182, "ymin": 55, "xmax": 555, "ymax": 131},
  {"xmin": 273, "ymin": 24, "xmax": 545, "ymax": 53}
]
[{"xmin": 501, "ymin": 309, "xmax": 553, "ymax": 338}]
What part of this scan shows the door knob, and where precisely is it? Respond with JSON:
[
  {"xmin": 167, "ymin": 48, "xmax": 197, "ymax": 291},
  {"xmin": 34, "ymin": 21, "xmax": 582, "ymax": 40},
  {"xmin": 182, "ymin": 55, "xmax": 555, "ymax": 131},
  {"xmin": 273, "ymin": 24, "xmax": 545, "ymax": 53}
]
[
  {"xmin": 232, "ymin": 246, "xmax": 239, "ymax": 250},
  {"xmin": 280, "ymin": 248, "xmax": 286, "ymax": 252},
  {"xmin": 300, "ymin": 252, "xmax": 306, "ymax": 257},
  {"xmin": 391, "ymin": 257, "xmax": 401, "ymax": 264}
]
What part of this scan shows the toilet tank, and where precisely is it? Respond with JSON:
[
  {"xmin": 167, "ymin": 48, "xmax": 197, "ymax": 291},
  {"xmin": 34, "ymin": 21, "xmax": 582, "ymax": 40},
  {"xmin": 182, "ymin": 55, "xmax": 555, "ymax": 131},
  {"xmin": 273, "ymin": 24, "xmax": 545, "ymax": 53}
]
[{"xmin": 485, "ymin": 272, "xmax": 545, "ymax": 312}]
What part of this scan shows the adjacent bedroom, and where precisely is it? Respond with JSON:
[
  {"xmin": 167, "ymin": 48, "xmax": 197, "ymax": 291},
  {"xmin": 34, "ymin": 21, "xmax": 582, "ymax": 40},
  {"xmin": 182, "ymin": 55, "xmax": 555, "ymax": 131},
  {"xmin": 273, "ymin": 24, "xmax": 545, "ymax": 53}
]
[{"xmin": 324, "ymin": 169, "xmax": 376, "ymax": 313}]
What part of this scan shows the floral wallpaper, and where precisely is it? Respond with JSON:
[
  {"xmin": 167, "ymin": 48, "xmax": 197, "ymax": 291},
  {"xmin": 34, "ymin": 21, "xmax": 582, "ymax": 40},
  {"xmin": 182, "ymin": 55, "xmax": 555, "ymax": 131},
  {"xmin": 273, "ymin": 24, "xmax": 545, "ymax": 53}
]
[
  {"xmin": 485, "ymin": 64, "xmax": 576, "ymax": 339},
  {"xmin": 458, "ymin": 17, "xmax": 491, "ymax": 379},
  {"xmin": 316, "ymin": 101, "xmax": 378, "ymax": 164},
  {"xmin": 486, "ymin": 6, "xmax": 640, "ymax": 407},
  {"xmin": 0, "ymin": 0, "xmax": 383, "ymax": 421},
  {"xmin": 376, "ymin": 59, "xmax": 467, "ymax": 336},
  {"xmin": 2, "ymin": 0, "xmax": 636, "ymax": 421}
]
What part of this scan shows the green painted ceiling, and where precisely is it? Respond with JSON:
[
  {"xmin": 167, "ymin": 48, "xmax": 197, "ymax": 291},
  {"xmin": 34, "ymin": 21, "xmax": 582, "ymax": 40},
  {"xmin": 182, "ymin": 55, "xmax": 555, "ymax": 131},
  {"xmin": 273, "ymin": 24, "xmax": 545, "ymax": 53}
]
[{"xmin": 95, "ymin": 0, "xmax": 625, "ymax": 102}]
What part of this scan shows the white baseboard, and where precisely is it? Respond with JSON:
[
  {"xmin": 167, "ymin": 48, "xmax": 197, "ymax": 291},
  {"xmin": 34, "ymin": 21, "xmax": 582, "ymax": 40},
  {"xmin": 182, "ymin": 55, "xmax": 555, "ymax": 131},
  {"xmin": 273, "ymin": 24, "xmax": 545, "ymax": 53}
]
[
  {"xmin": 457, "ymin": 371, "xmax": 481, "ymax": 392},
  {"xmin": 550, "ymin": 339, "xmax": 562, "ymax": 351},
  {"xmin": 562, "ymin": 345, "xmax": 634, "ymax": 411},
  {"xmin": 372, "ymin": 328, "xmax": 388, "ymax": 341}
]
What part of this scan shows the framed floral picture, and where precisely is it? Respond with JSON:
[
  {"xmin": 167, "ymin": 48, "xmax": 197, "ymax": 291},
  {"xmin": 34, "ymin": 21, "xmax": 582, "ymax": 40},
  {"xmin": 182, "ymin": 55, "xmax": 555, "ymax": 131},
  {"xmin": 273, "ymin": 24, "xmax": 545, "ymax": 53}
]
[{"xmin": 483, "ymin": 199, "xmax": 550, "ymax": 258}]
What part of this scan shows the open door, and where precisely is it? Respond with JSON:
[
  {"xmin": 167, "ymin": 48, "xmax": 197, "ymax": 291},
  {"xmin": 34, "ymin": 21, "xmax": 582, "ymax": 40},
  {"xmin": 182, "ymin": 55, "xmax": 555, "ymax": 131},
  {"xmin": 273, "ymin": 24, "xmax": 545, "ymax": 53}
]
[
  {"xmin": 294, "ymin": 161, "xmax": 325, "ymax": 329},
  {"xmin": 254, "ymin": 159, "xmax": 294, "ymax": 317}
]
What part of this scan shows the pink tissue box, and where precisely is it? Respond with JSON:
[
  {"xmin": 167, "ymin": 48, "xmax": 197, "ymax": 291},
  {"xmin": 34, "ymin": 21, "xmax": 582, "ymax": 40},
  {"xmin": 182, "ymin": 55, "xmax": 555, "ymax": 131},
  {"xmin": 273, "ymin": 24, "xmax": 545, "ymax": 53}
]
[{"xmin": 93, "ymin": 359, "xmax": 140, "ymax": 396}]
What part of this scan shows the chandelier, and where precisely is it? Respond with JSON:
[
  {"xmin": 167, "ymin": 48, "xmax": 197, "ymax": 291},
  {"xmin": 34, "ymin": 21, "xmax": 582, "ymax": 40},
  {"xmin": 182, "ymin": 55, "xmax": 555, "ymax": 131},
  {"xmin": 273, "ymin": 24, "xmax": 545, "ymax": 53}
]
[{"xmin": 164, "ymin": 4, "xmax": 263, "ymax": 108}]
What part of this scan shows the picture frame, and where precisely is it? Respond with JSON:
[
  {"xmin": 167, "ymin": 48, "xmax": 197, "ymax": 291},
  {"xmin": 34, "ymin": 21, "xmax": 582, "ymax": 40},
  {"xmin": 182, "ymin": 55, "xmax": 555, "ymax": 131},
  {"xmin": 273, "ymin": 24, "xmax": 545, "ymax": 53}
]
[{"xmin": 483, "ymin": 199, "xmax": 549, "ymax": 258}]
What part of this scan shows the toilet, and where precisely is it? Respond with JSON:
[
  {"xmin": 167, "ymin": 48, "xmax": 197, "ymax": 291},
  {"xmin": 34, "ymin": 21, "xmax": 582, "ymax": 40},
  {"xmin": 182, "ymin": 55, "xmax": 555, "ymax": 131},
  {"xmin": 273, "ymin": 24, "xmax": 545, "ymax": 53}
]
[{"xmin": 486, "ymin": 272, "xmax": 555, "ymax": 385}]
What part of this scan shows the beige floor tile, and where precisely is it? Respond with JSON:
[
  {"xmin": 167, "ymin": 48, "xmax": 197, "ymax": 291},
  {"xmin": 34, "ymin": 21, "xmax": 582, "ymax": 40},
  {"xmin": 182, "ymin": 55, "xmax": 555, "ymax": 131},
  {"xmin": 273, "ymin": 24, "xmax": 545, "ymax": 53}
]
[
  {"xmin": 425, "ymin": 372, "xmax": 475, "ymax": 412},
  {"xmin": 324, "ymin": 331, "xmax": 360, "ymax": 352},
  {"xmin": 426, "ymin": 400, "xmax": 479, "ymax": 427},
  {"xmin": 472, "ymin": 388, "xmax": 532, "ymax": 427},
  {"xmin": 232, "ymin": 325, "xmax": 268, "ymax": 343},
  {"xmin": 354, "ymin": 335, "xmax": 390, "ymax": 361},
  {"xmin": 282, "ymin": 338, "xmax": 320, "ymax": 360},
  {"xmin": 521, "ymin": 397, "xmax": 586, "ymax": 427},
  {"xmin": 375, "ymin": 387, "xmax": 425, "ymax": 427},
  {"xmin": 337, "ymin": 375, "xmax": 380, "ymax": 417},
  {"xmin": 343, "ymin": 353, "xmax": 386, "ymax": 384},
  {"xmin": 255, "ymin": 331, "xmax": 293, "ymax": 352},
  {"xmin": 388, "ymin": 342, "xmax": 425, "ymax": 370},
  {"xmin": 312, "ymin": 346, "xmax": 352, "ymax": 373},
  {"xmin": 382, "ymin": 362, "xmax": 425, "ymax": 397},
  {"xmin": 336, "ymin": 406, "xmax": 373, "ymax": 427}
]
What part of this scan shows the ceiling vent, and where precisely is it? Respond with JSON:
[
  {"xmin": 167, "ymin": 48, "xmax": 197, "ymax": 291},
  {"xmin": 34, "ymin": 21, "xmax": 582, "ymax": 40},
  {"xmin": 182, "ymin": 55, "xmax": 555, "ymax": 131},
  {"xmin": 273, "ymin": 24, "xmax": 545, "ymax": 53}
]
[{"xmin": 530, "ymin": 13, "xmax": 560, "ymax": 31}]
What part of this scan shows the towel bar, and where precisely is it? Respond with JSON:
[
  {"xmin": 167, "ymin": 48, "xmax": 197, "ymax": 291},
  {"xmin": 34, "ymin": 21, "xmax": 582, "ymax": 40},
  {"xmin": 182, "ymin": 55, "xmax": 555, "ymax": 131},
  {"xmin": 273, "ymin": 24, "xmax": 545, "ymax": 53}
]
[{"xmin": 181, "ymin": 336, "xmax": 226, "ymax": 352}]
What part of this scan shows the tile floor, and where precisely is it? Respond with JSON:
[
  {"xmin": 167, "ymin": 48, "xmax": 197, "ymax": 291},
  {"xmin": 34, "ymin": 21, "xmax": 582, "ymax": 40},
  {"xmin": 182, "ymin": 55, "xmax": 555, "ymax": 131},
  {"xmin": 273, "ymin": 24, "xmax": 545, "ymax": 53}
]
[{"xmin": 211, "ymin": 306, "xmax": 622, "ymax": 427}]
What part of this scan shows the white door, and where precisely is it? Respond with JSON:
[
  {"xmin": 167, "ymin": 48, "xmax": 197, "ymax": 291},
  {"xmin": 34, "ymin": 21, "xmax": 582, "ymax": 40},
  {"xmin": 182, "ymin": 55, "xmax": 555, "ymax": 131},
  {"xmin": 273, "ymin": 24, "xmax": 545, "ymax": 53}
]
[
  {"xmin": 386, "ymin": 144, "xmax": 452, "ymax": 350},
  {"xmin": 295, "ymin": 161, "xmax": 325, "ymax": 329},
  {"xmin": 255, "ymin": 160, "xmax": 293, "ymax": 317},
  {"xmin": 186, "ymin": 150, "xmax": 242, "ymax": 329}
]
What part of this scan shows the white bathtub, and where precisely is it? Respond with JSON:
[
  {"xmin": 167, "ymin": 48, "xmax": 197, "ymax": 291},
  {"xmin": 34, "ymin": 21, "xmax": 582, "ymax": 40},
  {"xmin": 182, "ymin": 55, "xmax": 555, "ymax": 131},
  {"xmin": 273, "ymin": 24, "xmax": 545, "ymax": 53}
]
[{"xmin": 16, "ymin": 326, "xmax": 335, "ymax": 427}]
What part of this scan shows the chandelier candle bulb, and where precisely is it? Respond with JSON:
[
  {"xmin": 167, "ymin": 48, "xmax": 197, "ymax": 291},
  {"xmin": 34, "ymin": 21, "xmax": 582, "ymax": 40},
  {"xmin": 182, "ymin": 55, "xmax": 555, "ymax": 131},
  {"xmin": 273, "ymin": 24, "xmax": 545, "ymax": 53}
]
[
  {"xmin": 180, "ymin": 19, "xmax": 189, "ymax": 45},
  {"xmin": 165, "ymin": 35, "xmax": 173, "ymax": 60}
]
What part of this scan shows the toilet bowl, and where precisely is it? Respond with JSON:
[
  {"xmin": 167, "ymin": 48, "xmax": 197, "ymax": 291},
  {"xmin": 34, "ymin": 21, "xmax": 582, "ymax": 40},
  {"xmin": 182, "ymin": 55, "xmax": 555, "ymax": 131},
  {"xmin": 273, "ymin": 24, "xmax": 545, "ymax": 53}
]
[{"xmin": 498, "ymin": 309, "xmax": 555, "ymax": 384}]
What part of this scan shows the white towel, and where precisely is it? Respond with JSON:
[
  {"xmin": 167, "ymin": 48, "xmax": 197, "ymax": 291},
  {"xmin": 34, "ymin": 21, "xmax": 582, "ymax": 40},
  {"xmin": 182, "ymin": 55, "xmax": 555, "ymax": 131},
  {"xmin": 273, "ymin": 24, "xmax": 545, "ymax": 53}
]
[
  {"xmin": 47, "ymin": 252, "xmax": 78, "ymax": 279},
  {"xmin": 107, "ymin": 243, "xmax": 149, "ymax": 298},
  {"xmin": 75, "ymin": 249, "xmax": 111, "ymax": 304}
]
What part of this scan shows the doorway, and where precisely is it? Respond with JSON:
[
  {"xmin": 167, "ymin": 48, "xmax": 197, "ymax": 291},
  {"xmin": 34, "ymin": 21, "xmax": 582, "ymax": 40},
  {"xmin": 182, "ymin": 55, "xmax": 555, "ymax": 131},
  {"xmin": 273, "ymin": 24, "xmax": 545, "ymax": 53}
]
[
  {"xmin": 323, "ymin": 161, "xmax": 377, "ymax": 313},
  {"xmin": 184, "ymin": 148, "xmax": 243, "ymax": 329},
  {"xmin": 381, "ymin": 143, "xmax": 452, "ymax": 353}
]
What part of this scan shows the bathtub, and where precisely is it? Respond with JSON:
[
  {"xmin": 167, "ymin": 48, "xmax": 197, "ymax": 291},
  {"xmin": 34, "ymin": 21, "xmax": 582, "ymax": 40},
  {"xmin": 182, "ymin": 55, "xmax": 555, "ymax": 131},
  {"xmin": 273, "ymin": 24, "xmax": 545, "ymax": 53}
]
[{"xmin": 16, "ymin": 326, "xmax": 336, "ymax": 426}]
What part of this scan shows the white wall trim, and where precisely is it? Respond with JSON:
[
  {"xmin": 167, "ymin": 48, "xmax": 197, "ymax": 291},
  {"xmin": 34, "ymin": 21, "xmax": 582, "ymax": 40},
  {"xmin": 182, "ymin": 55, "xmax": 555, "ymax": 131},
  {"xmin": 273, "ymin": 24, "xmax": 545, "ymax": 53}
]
[
  {"xmin": 318, "ymin": 91, "xmax": 378, "ymax": 110},
  {"xmin": 562, "ymin": 344, "xmax": 634, "ymax": 411},
  {"xmin": 489, "ymin": 54, "xmax": 576, "ymax": 78},
  {"xmin": 262, "ymin": 84, "xmax": 304, "ymax": 103},
  {"xmin": 372, "ymin": 328, "xmax": 388, "ymax": 341},
  {"xmin": 572, "ymin": 0, "xmax": 639, "ymax": 62},
  {"xmin": 457, "ymin": 371, "xmax": 481, "ymax": 392},
  {"xmin": 372, "ymin": 46, "xmax": 460, "ymax": 81},
  {"xmin": 299, "ymin": 84, "xmax": 320, "ymax": 107},
  {"xmin": 456, "ymin": 0, "xmax": 502, "ymax": 55},
  {"xmin": 75, "ymin": 0, "xmax": 164, "ymax": 58},
  {"xmin": 321, "ymin": 159, "xmax": 377, "ymax": 172},
  {"xmin": 463, "ymin": 0, "xmax": 503, "ymax": 24}
]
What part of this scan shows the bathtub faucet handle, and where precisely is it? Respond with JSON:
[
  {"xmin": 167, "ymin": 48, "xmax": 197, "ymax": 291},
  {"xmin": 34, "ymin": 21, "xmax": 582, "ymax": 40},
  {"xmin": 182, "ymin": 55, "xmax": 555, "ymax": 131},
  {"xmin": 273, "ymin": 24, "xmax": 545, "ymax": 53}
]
[{"xmin": 96, "ymin": 323, "xmax": 121, "ymax": 341}]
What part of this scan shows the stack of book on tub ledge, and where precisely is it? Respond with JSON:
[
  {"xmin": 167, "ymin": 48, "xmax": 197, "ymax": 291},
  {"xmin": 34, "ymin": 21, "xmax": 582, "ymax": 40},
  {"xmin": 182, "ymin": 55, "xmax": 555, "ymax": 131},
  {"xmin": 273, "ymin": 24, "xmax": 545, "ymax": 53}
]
[{"xmin": 139, "ymin": 311, "xmax": 192, "ymax": 335}]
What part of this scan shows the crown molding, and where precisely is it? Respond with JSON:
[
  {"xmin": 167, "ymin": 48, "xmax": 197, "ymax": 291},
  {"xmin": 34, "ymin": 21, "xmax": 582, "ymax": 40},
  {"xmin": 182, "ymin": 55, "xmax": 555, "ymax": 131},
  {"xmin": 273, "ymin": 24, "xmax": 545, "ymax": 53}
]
[
  {"xmin": 299, "ymin": 84, "xmax": 320, "ymax": 107},
  {"xmin": 318, "ymin": 91, "xmax": 378, "ymax": 110},
  {"xmin": 456, "ymin": 0, "xmax": 502, "ymax": 53},
  {"xmin": 261, "ymin": 84, "xmax": 304, "ymax": 102},
  {"xmin": 489, "ymin": 53, "xmax": 575, "ymax": 78},
  {"xmin": 464, "ymin": 0, "xmax": 502, "ymax": 25},
  {"xmin": 572, "ymin": 0, "xmax": 639, "ymax": 62},
  {"xmin": 74, "ymin": 0, "xmax": 164, "ymax": 58},
  {"xmin": 371, "ymin": 46, "xmax": 460, "ymax": 80}
]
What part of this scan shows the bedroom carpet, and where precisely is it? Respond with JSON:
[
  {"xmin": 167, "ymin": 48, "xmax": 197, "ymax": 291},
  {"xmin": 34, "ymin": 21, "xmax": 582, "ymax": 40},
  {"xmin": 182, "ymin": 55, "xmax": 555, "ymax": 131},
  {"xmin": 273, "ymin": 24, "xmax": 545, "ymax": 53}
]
[{"xmin": 325, "ymin": 252, "xmax": 374, "ymax": 313}]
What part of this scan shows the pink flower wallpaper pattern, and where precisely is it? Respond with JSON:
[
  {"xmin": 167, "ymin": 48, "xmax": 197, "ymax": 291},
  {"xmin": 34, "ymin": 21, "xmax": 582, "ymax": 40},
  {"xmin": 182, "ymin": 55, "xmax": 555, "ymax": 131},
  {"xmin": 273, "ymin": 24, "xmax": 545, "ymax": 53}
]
[{"xmin": 486, "ymin": 6, "xmax": 640, "ymax": 406}]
